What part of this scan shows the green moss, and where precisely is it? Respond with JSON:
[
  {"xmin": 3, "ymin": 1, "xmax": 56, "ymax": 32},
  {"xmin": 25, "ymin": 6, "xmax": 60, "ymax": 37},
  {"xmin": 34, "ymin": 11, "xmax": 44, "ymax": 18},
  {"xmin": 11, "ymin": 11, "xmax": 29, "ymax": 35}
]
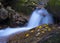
[{"xmin": 47, "ymin": 0, "xmax": 60, "ymax": 17}]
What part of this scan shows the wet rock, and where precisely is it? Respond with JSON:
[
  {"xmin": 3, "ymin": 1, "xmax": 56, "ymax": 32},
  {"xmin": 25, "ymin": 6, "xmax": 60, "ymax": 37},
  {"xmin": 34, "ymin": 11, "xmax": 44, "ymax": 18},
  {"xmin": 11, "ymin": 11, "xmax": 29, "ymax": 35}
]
[
  {"xmin": 6, "ymin": 6, "xmax": 28, "ymax": 27},
  {"xmin": 7, "ymin": 24, "xmax": 60, "ymax": 43}
]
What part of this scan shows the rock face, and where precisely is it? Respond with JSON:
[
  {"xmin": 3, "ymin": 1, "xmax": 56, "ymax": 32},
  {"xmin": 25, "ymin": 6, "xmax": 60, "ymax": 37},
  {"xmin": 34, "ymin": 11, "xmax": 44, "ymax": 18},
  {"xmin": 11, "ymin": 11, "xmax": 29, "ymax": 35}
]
[
  {"xmin": 0, "ymin": 6, "xmax": 28, "ymax": 29},
  {"xmin": 6, "ymin": 24, "xmax": 60, "ymax": 43},
  {"xmin": 6, "ymin": 6, "xmax": 28, "ymax": 27},
  {"xmin": 47, "ymin": 0, "xmax": 60, "ymax": 19},
  {"xmin": 8, "ymin": 14, "xmax": 28, "ymax": 28}
]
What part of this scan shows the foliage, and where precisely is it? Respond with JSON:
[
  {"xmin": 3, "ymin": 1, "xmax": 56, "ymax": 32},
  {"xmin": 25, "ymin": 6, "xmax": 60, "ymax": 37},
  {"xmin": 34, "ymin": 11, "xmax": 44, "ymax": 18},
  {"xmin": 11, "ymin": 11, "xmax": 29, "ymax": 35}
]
[
  {"xmin": 0, "ymin": 0, "xmax": 37, "ymax": 15},
  {"xmin": 14, "ymin": 0, "xmax": 41, "ymax": 15},
  {"xmin": 1, "ymin": 0, "xmax": 48, "ymax": 15}
]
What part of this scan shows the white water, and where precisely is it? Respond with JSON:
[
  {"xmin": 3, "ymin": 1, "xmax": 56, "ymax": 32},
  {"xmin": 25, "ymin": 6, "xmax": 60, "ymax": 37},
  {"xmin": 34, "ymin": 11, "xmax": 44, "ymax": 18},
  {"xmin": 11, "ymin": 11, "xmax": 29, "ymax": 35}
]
[
  {"xmin": 0, "ymin": 27, "xmax": 33, "ymax": 37},
  {"xmin": 0, "ymin": 8, "xmax": 53, "ymax": 37},
  {"xmin": 27, "ymin": 8, "xmax": 53, "ymax": 27},
  {"xmin": 27, "ymin": 9, "xmax": 43, "ymax": 28}
]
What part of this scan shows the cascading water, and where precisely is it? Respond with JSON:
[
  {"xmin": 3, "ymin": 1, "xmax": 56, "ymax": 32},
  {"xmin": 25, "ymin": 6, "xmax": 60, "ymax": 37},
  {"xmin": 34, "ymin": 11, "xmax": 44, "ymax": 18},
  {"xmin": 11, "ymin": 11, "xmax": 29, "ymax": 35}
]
[
  {"xmin": 27, "ymin": 8, "xmax": 53, "ymax": 28},
  {"xmin": 0, "ymin": 8, "xmax": 53, "ymax": 38},
  {"xmin": 27, "ymin": 9, "xmax": 43, "ymax": 28}
]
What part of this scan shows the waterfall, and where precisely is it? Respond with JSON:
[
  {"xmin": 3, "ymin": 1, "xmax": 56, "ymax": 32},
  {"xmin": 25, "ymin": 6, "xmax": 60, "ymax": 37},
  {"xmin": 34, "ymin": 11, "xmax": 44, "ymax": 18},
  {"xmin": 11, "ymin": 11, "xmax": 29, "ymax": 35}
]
[
  {"xmin": 27, "ymin": 9, "xmax": 43, "ymax": 28},
  {"xmin": 0, "ymin": 8, "xmax": 53, "ymax": 37},
  {"xmin": 27, "ymin": 8, "xmax": 53, "ymax": 28}
]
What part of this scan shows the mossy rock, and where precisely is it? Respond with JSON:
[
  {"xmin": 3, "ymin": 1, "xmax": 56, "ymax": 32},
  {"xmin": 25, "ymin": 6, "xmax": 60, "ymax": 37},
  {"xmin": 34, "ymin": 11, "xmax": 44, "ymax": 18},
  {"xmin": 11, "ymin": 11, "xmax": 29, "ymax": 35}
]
[{"xmin": 47, "ymin": 0, "xmax": 60, "ymax": 18}]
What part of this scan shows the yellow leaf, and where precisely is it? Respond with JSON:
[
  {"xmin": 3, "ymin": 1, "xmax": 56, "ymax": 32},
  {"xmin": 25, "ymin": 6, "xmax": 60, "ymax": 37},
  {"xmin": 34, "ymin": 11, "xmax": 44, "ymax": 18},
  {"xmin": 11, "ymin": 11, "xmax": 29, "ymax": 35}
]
[
  {"xmin": 31, "ymin": 30, "xmax": 34, "ymax": 32},
  {"xmin": 41, "ymin": 30, "xmax": 45, "ymax": 33},
  {"xmin": 48, "ymin": 28, "xmax": 51, "ymax": 31},
  {"xmin": 25, "ymin": 34, "xmax": 29, "ymax": 37},
  {"xmin": 39, "ymin": 26, "xmax": 42, "ymax": 28}
]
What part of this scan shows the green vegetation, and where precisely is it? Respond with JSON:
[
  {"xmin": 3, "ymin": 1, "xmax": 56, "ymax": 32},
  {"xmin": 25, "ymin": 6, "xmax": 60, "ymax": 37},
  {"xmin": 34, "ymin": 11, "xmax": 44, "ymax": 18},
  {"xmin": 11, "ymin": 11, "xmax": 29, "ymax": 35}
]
[
  {"xmin": 0, "ymin": 0, "xmax": 39, "ymax": 15},
  {"xmin": 1, "ymin": 0, "xmax": 60, "ymax": 16},
  {"xmin": 15, "ymin": 0, "xmax": 40, "ymax": 15}
]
